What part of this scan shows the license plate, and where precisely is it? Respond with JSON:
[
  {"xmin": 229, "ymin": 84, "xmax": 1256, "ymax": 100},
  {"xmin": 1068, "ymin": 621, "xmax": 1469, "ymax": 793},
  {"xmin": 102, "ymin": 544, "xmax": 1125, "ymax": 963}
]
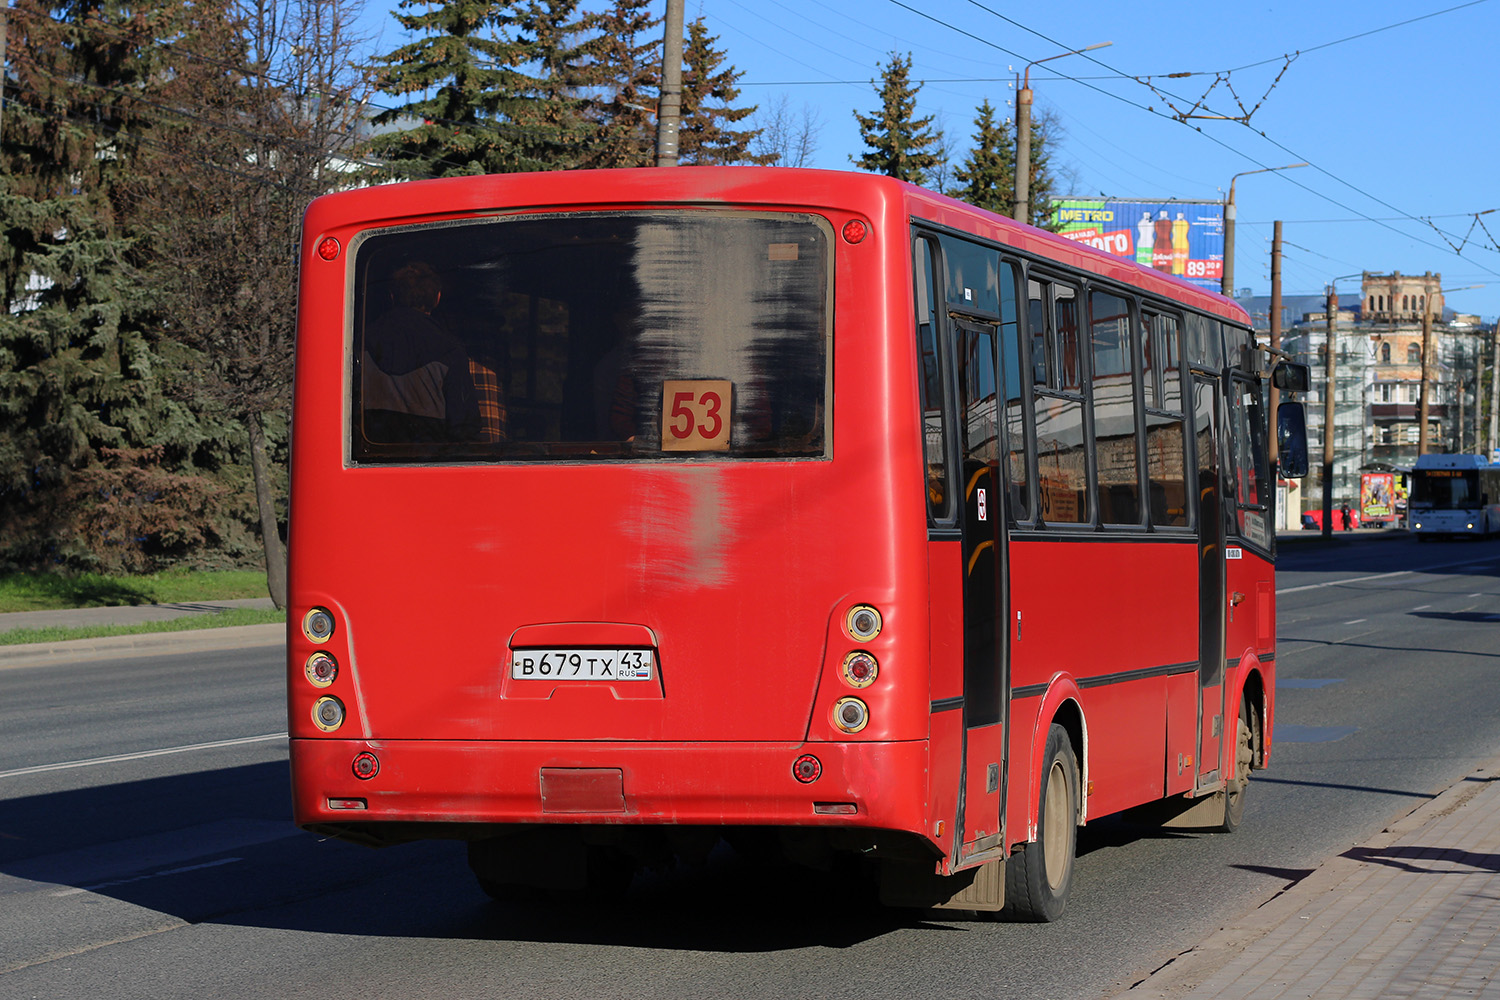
[{"xmin": 510, "ymin": 648, "xmax": 654, "ymax": 681}]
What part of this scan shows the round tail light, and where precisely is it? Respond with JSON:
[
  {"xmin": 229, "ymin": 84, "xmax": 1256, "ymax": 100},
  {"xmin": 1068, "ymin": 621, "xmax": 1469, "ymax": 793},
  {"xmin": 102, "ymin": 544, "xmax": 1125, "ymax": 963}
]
[
  {"xmin": 833, "ymin": 697, "xmax": 869, "ymax": 734},
  {"xmin": 845, "ymin": 605, "xmax": 882, "ymax": 642},
  {"xmin": 841, "ymin": 651, "xmax": 879, "ymax": 688},
  {"xmin": 303, "ymin": 607, "xmax": 335, "ymax": 643},
  {"xmin": 793, "ymin": 754, "xmax": 822, "ymax": 783},
  {"xmin": 312, "ymin": 696, "xmax": 345, "ymax": 732},
  {"xmin": 305, "ymin": 652, "xmax": 338, "ymax": 687},
  {"xmin": 352, "ymin": 752, "xmax": 379, "ymax": 779}
]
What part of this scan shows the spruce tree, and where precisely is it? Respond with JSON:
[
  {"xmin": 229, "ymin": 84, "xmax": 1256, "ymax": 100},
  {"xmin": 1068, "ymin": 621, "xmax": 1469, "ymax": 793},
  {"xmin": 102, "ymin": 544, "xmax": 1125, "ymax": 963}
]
[
  {"xmin": 677, "ymin": 17, "xmax": 769, "ymax": 166},
  {"xmin": 0, "ymin": 0, "xmax": 233, "ymax": 570},
  {"xmin": 578, "ymin": 0, "xmax": 659, "ymax": 169},
  {"xmin": 507, "ymin": 0, "xmax": 609, "ymax": 170},
  {"xmin": 950, "ymin": 99, "xmax": 1014, "ymax": 215},
  {"xmin": 853, "ymin": 52, "xmax": 941, "ymax": 185},
  {"xmin": 370, "ymin": 0, "xmax": 546, "ymax": 176}
]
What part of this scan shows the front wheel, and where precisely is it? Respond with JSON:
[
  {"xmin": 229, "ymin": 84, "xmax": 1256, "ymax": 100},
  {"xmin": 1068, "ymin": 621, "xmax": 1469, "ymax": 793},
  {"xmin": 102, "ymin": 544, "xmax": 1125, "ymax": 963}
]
[
  {"xmin": 1218, "ymin": 700, "xmax": 1254, "ymax": 833},
  {"xmin": 1002, "ymin": 724, "xmax": 1079, "ymax": 922}
]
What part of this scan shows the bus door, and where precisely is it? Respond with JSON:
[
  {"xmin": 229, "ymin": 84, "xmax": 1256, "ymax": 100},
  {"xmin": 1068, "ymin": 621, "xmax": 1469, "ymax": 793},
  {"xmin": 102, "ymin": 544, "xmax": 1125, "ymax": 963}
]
[
  {"xmin": 952, "ymin": 317, "xmax": 1007, "ymax": 859},
  {"xmin": 1192, "ymin": 373, "xmax": 1226, "ymax": 789}
]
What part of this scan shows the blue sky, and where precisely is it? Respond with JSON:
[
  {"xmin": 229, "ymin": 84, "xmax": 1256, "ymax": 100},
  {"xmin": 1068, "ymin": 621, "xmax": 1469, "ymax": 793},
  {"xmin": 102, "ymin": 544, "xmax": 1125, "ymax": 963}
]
[{"xmin": 358, "ymin": 0, "xmax": 1500, "ymax": 323}]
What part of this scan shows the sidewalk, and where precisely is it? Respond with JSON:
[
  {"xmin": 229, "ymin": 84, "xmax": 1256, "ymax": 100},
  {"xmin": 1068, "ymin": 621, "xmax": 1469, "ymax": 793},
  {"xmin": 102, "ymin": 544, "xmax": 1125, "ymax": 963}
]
[
  {"xmin": 1111, "ymin": 756, "xmax": 1500, "ymax": 999},
  {"xmin": 0, "ymin": 598, "xmax": 283, "ymax": 668}
]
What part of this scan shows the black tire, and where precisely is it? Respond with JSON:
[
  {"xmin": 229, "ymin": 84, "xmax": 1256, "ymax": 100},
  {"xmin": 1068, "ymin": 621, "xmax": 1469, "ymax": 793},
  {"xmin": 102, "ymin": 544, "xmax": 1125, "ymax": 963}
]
[
  {"xmin": 1219, "ymin": 700, "xmax": 1254, "ymax": 833},
  {"xmin": 1002, "ymin": 724, "xmax": 1078, "ymax": 922}
]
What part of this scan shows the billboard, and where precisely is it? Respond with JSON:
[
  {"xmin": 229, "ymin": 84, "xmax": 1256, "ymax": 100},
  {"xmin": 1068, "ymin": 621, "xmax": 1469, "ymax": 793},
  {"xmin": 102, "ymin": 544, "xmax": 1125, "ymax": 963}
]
[
  {"xmin": 1051, "ymin": 199, "xmax": 1225, "ymax": 293},
  {"xmin": 1360, "ymin": 472, "xmax": 1397, "ymax": 524}
]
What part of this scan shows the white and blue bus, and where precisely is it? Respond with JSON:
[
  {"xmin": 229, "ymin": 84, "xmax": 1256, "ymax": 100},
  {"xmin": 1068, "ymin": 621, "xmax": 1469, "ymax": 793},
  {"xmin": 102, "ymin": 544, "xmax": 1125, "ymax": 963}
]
[{"xmin": 1409, "ymin": 454, "xmax": 1500, "ymax": 539}]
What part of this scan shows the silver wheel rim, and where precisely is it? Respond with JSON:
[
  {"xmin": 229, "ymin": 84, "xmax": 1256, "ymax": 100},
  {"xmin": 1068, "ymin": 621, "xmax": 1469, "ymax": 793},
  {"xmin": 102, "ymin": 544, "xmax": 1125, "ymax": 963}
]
[{"xmin": 1042, "ymin": 758, "xmax": 1071, "ymax": 889}]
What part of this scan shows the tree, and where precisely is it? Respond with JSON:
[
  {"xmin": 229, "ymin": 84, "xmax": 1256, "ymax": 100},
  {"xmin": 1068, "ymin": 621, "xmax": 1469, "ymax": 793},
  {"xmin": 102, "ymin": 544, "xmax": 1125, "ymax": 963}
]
[
  {"xmin": 950, "ymin": 99, "xmax": 1014, "ymax": 215},
  {"xmin": 0, "ymin": 0, "xmax": 235, "ymax": 570},
  {"xmin": 947, "ymin": 101, "xmax": 1072, "ymax": 229},
  {"xmin": 577, "ymin": 0, "xmax": 659, "ymax": 169},
  {"xmin": 853, "ymin": 52, "xmax": 941, "ymax": 185},
  {"xmin": 677, "ymin": 17, "xmax": 769, "ymax": 166},
  {"xmin": 749, "ymin": 94, "xmax": 822, "ymax": 168},
  {"xmin": 369, "ymin": 0, "xmax": 545, "ymax": 177},
  {"xmin": 136, "ymin": 0, "xmax": 374, "ymax": 605}
]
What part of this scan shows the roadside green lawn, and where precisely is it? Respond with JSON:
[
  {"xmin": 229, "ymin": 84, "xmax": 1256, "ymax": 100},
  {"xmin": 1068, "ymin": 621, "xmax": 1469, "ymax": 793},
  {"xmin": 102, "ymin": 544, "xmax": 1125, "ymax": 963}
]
[
  {"xmin": 0, "ymin": 569, "xmax": 270, "ymax": 612},
  {"xmin": 0, "ymin": 570, "xmax": 285, "ymax": 646}
]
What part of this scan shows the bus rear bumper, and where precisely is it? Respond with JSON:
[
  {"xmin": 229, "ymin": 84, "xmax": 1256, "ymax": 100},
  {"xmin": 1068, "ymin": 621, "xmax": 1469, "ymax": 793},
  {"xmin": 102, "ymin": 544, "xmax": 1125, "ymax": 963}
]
[{"xmin": 290, "ymin": 738, "xmax": 931, "ymax": 840}]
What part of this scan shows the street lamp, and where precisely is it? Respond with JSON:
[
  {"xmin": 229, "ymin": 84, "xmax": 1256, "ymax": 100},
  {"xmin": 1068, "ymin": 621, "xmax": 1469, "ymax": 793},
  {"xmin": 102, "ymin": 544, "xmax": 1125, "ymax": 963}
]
[
  {"xmin": 1418, "ymin": 283, "xmax": 1484, "ymax": 456},
  {"xmin": 1014, "ymin": 41, "xmax": 1111, "ymax": 225},
  {"xmin": 1221, "ymin": 163, "xmax": 1307, "ymax": 297}
]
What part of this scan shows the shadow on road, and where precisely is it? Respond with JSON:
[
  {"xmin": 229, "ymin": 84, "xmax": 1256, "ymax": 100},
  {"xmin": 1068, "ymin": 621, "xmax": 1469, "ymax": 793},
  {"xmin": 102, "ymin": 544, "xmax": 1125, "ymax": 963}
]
[{"xmin": 1, "ymin": 762, "xmax": 964, "ymax": 952}]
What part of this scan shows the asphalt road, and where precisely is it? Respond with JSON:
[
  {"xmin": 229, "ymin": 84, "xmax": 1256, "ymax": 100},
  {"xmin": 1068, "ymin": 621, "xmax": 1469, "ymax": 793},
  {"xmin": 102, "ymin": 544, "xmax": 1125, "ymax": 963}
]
[{"xmin": 2, "ymin": 534, "xmax": 1498, "ymax": 999}]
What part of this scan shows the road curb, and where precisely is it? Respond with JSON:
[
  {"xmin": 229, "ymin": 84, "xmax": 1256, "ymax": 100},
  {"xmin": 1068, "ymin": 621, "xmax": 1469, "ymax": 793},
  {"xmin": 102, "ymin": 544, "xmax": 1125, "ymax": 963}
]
[
  {"xmin": 1108, "ymin": 751, "xmax": 1500, "ymax": 998},
  {"xmin": 0, "ymin": 623, "xmax": 286, "ymax": 669}
]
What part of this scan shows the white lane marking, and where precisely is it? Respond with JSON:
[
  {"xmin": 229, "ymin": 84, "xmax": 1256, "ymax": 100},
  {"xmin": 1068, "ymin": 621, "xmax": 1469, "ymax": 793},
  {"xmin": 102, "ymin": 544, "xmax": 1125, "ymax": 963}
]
[
  {"xmin": 0, "ymin": 733, "xmax": 287, "ymax": 779},
  {"xmin": 1344, "ymin": 619, "xmax": 1367, "ymax": 624},
  {"xmin": 1414, "ymin": 605, "xmax": 1432, "ymax": 610},
  {"xmin": 1277, "ymin": 555, "xmax": 1500, "ymax": 595},
  {"xmin": 51, "ymin": 857, "xmax": 244, "ymax": 897}
]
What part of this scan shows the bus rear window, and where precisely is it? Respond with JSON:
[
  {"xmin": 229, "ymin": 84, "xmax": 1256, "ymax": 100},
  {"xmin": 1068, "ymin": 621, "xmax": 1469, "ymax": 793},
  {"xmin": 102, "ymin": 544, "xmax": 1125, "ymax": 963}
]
[{"xmin": 349, "ymin": 211, "xmax": 831, "ymax": 463}]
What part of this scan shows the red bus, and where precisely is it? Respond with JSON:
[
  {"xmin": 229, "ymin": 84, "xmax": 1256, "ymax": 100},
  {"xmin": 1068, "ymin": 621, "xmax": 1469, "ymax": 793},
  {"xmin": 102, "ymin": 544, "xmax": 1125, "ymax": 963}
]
[{"xmin": 289, "ymin": 167, "xmax": 1307, "ymax": 919}]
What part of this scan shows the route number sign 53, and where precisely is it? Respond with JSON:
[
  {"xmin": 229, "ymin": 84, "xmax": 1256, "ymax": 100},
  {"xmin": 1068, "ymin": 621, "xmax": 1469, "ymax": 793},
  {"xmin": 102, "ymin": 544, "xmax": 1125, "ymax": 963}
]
[{"xmin": 661, "ymin": 380, "xmax": 733, "ymax": 452}]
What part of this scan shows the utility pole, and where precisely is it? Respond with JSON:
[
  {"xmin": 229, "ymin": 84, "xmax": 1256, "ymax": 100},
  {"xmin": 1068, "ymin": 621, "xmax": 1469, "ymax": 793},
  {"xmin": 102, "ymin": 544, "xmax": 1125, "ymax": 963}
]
[
  {"xmin": 1418, "ymin": 297, "xmax": 1434, "ymax": 456},
  {"xmin": 1269, "ymin": 220, "xmax": 1283, "ymax": 526},
  {"xmin": 1489, "ymin": 321, "xmax": 1499, "ymax": 460},
  {"xmin": 1013, "ymin": 83, "xmax": 1031, "ymax": 224},
  {"xmin": 1322, "ymin": 284, "xmax": 1337, "ymax": 538},
  {"xmin": 655, "ymin": 0, "xmax": 684, "ymax": 167},
  {"xmin": 1220, "ymin": 163, "xmax": 1306, "ymax": 297},
  {"xmin": 1013, "ymin": 42, "xmax": 1110, "ymax": 225},
  {"xmin": 1, "ymin": 6, "xmax": 8, "ymax": 142}
]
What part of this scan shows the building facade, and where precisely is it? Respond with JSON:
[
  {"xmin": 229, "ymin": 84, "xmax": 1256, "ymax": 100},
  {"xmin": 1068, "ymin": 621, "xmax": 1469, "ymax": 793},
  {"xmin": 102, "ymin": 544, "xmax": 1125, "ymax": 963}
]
[{"xmin": 1245, "ymin": 272, "xmax": 1494, "ymax": 518}]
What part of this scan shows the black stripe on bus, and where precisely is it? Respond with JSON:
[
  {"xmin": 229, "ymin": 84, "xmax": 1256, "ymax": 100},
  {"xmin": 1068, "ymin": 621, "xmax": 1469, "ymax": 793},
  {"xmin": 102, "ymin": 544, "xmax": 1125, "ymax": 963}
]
[
  {"xmin": 1011, "ymin": 661, "xmax": 1198, "ymax": 701},
  {"xmin": 1258, "ymin": 652, "xmax": 1276, "ymax": 663},
  {"xmin": 930, "ymin": 696, "xmax": 965, "ymax": 713}
]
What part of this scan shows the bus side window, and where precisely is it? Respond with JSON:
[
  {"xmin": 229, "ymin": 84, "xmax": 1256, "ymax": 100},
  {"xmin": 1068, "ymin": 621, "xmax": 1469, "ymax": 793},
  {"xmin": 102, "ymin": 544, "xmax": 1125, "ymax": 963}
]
[
  {"xmin": 915, "ymin": 237, "xmax": 951, "ymax": 522},
  {"xmin": 999, "ymin": 260, "xmax": 1030, "ymax": 522},
  {"xmin": 1143, "ymin": 310, "xmax": 1188, "ymax": 527},
  {"xmin": 1089, "ymin": 290, "xmax": 1141, "ymax": 526},
  {"xmin": 1031, "ymin": 277, "xmax": 1089, "ymax": 525},
  {"xmin": 1229, "ymin": 379, "xmax": 1271, "ymax": 548}
]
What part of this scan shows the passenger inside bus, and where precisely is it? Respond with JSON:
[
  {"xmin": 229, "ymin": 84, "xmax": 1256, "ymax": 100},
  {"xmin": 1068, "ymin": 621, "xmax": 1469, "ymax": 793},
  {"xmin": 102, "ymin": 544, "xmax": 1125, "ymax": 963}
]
[{"xmin": 361, "ymin": 261, "xmax": 485, "ymax": 443}]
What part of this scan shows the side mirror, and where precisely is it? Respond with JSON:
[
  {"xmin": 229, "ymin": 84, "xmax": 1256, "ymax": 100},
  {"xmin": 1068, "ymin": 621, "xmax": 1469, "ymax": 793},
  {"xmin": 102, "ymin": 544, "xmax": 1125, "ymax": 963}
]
[
  {"xmin": 1272, "ymin": 360, "xmax": 1311, "ymax": 392},
  {"xmin": 1277, "ymin": 402, "xmax": 1309, "ymax": 479}
]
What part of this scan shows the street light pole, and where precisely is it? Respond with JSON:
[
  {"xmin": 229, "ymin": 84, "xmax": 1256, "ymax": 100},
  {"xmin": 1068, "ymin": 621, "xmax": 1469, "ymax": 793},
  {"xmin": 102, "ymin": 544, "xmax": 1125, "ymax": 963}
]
[
  {"xmin": 1221, "ymin": 162, "xmax": 1306, "ymax": 297},
  {"xmin": 1013, "ymin": 41, "xmax": 1111, "ymax": 225},
  {"xmin": 1418, "ymin": 283, "xmax": 1484, "ymax": 456}
]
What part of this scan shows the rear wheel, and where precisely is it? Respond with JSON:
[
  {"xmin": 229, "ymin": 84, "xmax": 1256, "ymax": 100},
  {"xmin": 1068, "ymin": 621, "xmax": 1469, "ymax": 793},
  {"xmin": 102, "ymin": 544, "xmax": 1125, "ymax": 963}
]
[{"xmin": 1002, "ymin": 724, "xmax": 1078, "ymax": 922}]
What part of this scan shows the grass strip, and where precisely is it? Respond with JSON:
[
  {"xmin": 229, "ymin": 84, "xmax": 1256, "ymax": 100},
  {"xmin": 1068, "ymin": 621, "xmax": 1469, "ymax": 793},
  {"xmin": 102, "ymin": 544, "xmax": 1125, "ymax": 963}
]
[
  {"xmin": 0, "ymin": 570, "xmax": 270, "ymax": 612},
  {"xmin": 0, "ymin": 608, "xmax": 286, "ymax": 646}
]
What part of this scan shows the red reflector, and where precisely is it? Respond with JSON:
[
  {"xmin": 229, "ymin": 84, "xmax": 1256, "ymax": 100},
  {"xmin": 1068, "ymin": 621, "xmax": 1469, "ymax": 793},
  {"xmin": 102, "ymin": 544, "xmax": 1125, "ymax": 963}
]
[
  {"xmin": 813, "ymin": 802, "xmax": 857, "ymax": 815},
  {"xmin": 841, "ymin": 219, "xmax": 868, "ymax": 245},
  {"xmin": 352, "ymin": 752, "xmax": 379, "ymax": 779},
  {"xmin": 792, "ymin": 754, "xmax": 822, "ymax": 783},
  {"xmin": 327, "ymin": 798, "xmax": 366, "ymax": 810},
  {"xmin": 317, "ymin": 236, "xmax": 341, "ymax": 261}
]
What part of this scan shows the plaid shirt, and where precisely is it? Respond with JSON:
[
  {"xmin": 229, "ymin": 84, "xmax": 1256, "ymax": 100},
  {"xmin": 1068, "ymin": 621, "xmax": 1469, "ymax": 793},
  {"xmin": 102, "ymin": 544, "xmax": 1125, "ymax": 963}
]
[{"xmin": 468, "ymin": 360, "xmax": 507, "ymax": 443}]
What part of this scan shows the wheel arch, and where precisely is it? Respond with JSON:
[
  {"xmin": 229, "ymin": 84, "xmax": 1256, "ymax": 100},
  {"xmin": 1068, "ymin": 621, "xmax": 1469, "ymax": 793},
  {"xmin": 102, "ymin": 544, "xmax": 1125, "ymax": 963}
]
[{"xmin": 1027, "ymin": 676, "xmax": 1088, "ymax": 833}]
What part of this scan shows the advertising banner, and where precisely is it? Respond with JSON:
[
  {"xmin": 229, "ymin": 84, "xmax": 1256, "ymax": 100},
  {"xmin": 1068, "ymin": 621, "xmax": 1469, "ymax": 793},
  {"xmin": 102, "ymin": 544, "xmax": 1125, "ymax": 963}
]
[
  {"xmin": 1360, "ymin": 472, "xmax": 1397, "ymax": 523},
  {"xmin": 1051, "ymin": 199, "xmax": 1226, "ymax": 293}
]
